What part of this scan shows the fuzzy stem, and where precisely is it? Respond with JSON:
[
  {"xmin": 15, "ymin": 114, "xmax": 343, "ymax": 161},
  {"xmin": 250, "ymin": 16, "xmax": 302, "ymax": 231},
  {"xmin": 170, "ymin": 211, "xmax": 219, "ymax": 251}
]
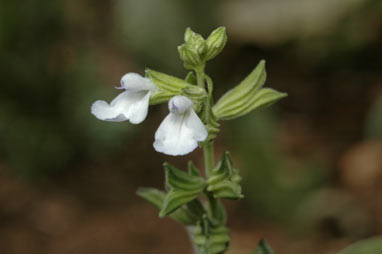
[
  {"xmin": 196, "ymin": 65, "xmax": 205, "ymax": 89},
  {"xmin": 203, "ymin": 141, "xmax": 215, "ymax": 177}
]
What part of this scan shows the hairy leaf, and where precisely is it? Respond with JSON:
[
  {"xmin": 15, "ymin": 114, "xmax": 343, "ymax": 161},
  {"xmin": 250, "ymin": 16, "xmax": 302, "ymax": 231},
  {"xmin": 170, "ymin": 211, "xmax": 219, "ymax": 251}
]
[
  {"xmin": 213, "ymin": 60, "xmax": 286, "ymax": 120},
  {"xmin": 159, "ymin": 163, "xmax": 205, "ymax": 217},
  {"xmin": 207, "ymin": 152, "xmax": 243, "ymax": 199}
]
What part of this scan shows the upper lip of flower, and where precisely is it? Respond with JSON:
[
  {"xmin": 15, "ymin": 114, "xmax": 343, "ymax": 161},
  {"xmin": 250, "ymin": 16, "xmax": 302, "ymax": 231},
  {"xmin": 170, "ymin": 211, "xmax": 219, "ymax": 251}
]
[{"xmin": 91, "ymin": 73, "xmax": 157, "ymax": 124}]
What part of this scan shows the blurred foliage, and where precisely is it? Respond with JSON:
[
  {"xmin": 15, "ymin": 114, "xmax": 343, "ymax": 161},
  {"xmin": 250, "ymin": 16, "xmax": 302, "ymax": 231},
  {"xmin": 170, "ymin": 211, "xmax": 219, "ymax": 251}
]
[
  {"xmin": 0, "ymin": 0, "xmax": 134, "ymax": 178},
  {"xmin": 227, "ymin": 109, "xmax": 327, "ymax": 222},
  {"xmin": 115, "ymin": 0, "xmax": 220, "ymax": 74},
  {"xmin": 339, "ymin": 236, "xmax": 382, "ymax": 254},
  {"xmin": 365, "ymin": 95, "xmax": 382, "ymax": 140}
]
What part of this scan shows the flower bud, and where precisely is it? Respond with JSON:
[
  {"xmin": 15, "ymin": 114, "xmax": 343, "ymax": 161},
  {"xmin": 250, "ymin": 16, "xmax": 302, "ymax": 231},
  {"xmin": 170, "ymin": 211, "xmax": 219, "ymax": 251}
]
[
  {"xmin": 184, "ymin": 27, "xmax": 194, "ymax": 42},
  {"xmin": 178, "ymin": 28, "xmax": 207, "ymax": 70},
  {"xmin": 205, "ymin": 26, "xmax": 227, "ymax": 61}
]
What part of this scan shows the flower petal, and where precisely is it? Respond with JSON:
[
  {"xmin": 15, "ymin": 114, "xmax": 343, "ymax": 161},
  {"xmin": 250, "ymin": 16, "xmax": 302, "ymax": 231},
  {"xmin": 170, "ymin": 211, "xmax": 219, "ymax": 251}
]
[
  {"xmin": 91, "ymin": 90, "xmax": 151, "ymax": 124},
  {"xmin": 119, "ymin": 73, "xmax": 157, "ymax": 92},
  {"xmin": 185, "ymin": 109, "xmax": 208, "ymax": 142},
  {"xmin": 126, "ymin": 91, "xmax": 151, "ymax": 124},
  {"xmin": 168, "ymin": 95, "xmax": 193, "ymax": 114},
  {"xmin": 153, "ymin": 109, "xmax": 208, "ymax": 156}
]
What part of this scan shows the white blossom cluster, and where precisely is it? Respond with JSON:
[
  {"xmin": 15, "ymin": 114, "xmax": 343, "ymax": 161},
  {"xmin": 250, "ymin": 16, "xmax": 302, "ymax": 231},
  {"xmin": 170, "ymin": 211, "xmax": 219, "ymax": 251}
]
[{"xmin": 91, "ymin": 73, "xmax": 207, "ymax": 156}]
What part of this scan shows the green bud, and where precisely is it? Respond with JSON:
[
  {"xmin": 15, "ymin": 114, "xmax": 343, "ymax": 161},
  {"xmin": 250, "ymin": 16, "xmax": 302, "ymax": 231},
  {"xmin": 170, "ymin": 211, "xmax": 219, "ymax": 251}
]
[
  {"xmin": 184, "ymin": 27, "xmax": 194, "ymax": 42},
  {"xmin": 205, "ymin": 26, "xmax": 227, "ymax": 61},
  {"xmin": 178, "ymin": 28, "xmax": 207, "ymax": 70},
  {"xmin": 178, "ymin": 44, "xmax": 203, "ymax": 69}
]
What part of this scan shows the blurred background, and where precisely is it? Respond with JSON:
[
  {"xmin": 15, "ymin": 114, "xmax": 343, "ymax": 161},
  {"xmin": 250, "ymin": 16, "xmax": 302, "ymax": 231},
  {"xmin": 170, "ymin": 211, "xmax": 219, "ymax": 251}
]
[{"xmin": 0, "ymin": 0, "xmax": 381, "ymax": 253}]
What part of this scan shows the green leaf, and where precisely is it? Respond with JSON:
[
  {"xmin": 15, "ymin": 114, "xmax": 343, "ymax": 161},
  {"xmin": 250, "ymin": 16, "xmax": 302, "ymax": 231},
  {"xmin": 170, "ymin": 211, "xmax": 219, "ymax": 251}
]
[
  {"xmin": 145, "ymin": 68, "xmax": 189, "ymax": 93},
  {"xmin": 213, "ymin": 60, "xmax": 287, "ymax": 120},
  {"xmin": 137, "ymin": 187, "xmax": 202, "ymax": 225},
  {"xmin": 205, "ymin": 26, "xmax": 227, "ymax": 61},
  {"xmin": 193, "ymin": 219, "xmax": 230, "ymax": 254},
  {"xmin": 146, "ymin": 68, "xmax": 195, "ymax": 104},
  {"xmin": 253, "ymin": 239, "xmax": 274, "ymax": 254},
  {"xmin": 159, "ymin": 163, "xmax": 206, "ymax": 217},
  {"xmin": 339, "ymin": 236, "xmax": 382, "ymax": 254},
  {"xmin": 137, "ymin": 187, "xmax": 165, "ymax": 209},
  {"xmin": 207, "ymin": 151, "xmax": 243, "ymax": 199}
]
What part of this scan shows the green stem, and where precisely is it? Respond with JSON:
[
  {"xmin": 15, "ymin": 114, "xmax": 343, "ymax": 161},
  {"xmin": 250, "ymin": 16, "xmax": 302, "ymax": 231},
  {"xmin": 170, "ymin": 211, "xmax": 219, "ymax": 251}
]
[
  {"xmin": 196, "ymin": 65, "xmax": 205, "ymax": 89},
  {"xmin": 203, "ymin": 141, "xmax": 215, "ymax": 177}
]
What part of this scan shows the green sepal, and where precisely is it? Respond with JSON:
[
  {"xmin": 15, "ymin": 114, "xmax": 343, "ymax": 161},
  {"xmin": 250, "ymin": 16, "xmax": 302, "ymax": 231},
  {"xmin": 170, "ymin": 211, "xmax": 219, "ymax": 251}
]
[
  {"xmin": 205, "ymin": 26, "xmax": 227, "ymax": 61},
  {"xmin": 339, "ymin": 236, "xmax": 382, "ymax": 254},
  {"xmin": 145, "ymin": 69, "xmax": 189, "ymax": 103},
  {"xmin": 207, "ymin": 151, "xmax": 243, "ymax": 200},
  {"xmin": 159, "ymin": 163, "xmax": 206, "ymax": 217},
  {"xmin": 149, "ymin": 90, "xmax": 175, "ymax": 105},
  {"xmin": 146, "ymin": 68, "xmax": 190, "ymax": 92},
  {"xmin": 200, "ymin": 97, "xmax": 220, "ymax": 142},
  {"xmin": 181, "ymin": 85, "xmax": 207, "ymax": 113},
  {"xmin": 193, "ymin": 218, "xmax": 230, "ymax": 254},
  {"xmin": 212, "ymin": 60, "xmax": 287, "ymax": 120},
  {"xmin": 253, "ymin": 239, "xmax": 274, "ymax": 254},
  {"xmin": 137, "ymin": 187, "xmax": 202, "ymax": 225}
]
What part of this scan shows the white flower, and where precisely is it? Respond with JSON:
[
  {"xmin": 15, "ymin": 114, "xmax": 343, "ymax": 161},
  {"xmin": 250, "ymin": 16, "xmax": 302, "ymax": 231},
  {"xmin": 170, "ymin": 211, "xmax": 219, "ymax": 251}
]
[
  {"xmin": 91, "ymin": 73, "xmax": 157, "ymax": 124},
  {"xmin": 154, "ymin": 95, "xmax": 208, "ymax": 156}
]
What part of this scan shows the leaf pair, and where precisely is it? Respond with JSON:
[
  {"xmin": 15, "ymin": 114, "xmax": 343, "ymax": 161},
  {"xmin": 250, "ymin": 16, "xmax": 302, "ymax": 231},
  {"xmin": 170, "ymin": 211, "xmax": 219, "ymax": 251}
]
[
  {"xmin": 207, "ymin": 152, "xmax": 243, "ymax": 200},
  {"xmin": 192, "ymin": 219, "xmax": 230, "ymax": 254},
  {"xmin": 146, "ymin": 68, "xmax": 206, "ymax": 109},
  {"xmin": 137, "ymin": 187, "xmax": 202, "ymax": 225},
  {"xmin": 213, "ymin": 60, "xmax": 287, "ymax": 120},
  {"xmin": 138, "ymin": 162, "xmax": 206, "ymax": 220}
]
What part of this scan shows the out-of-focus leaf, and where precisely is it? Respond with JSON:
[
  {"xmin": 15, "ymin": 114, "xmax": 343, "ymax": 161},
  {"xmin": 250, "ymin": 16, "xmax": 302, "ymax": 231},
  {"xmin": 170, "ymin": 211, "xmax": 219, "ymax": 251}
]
[
  {"xmin": 339, "ymin": 236, "xmax": 382, "ymax": 254},
  {"xmin": 253, "ymin": 239, "xmax": 274, "ymax": 254},
  {"xmin": 137, "ymin": 187, "xmax": 202, "ymax": 225},
  {"xmin": 193, "ymin": 218, "xmax": 230, "ymax": 254}
]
